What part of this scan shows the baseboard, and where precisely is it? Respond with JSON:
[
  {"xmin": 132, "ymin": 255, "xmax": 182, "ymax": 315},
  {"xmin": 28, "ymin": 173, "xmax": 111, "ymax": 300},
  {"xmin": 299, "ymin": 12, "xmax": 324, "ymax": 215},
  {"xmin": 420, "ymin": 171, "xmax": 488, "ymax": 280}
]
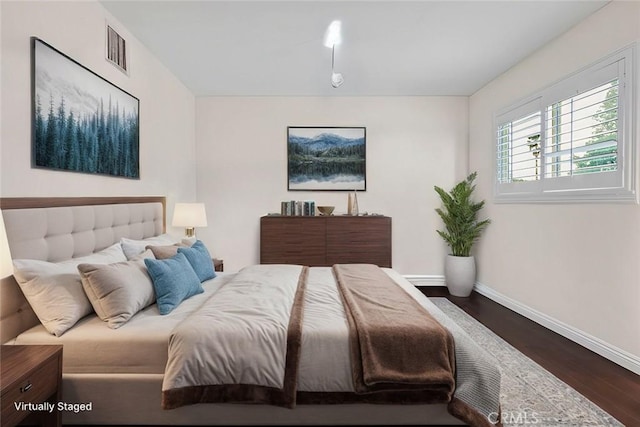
[
  {"xmin": 474, "ymin": 281, "xmax": 640, "ymax": 376},
  {"xmin": 404, "ymin": 275, "xmax": 445, "ymax": 287}
]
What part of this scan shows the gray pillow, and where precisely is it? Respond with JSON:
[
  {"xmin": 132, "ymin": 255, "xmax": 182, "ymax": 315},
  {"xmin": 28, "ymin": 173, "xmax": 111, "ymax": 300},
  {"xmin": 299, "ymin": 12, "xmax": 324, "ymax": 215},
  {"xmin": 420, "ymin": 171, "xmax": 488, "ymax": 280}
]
[
  {"xmin": 120, "ymin": 233, "xmax": 179, "ymax": 260},
  {"xmin": 146, "ymin": 243, "xmax": 189, "ymax": 259},
  {"xmin": 78, "ymin": 249, "xmax": 156, "ymax": 329},
  {"xmin": 12, "ymin": 243, "xmax": 127, "ymax": 336}
]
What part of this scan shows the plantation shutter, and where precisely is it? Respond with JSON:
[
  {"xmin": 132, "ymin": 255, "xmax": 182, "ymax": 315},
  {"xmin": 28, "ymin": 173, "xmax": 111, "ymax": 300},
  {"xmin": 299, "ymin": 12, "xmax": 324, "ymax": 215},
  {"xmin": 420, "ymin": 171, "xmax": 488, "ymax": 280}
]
[
  {"xmin": 495, "ymin": 97, "xmax": 543, "ymax": 196},
  {"xmin": 544, "ymin": 80, "xmax": 618, "ymax": 178},
  {"xmin": 540, "ymin": 56, "xmax": 624, "ymax": 193},
  {"xmin": 494, "ymin": 46, "xmax": 633, "ymax": 202}
]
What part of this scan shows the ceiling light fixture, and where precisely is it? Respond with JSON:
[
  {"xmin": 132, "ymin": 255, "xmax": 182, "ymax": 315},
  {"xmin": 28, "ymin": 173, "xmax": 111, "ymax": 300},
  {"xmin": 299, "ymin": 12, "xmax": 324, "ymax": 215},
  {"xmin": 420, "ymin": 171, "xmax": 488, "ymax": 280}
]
[
  {"xmin": 324, "ymin": 20, "xmax": 343, "ymax": 88},
  {"xmin": 323, "ymin": 20, "xmax": 342, "ymax": 47},
  {"xmin": 330, "ymin": 46, "xmax": 343, "ymax": 88}
]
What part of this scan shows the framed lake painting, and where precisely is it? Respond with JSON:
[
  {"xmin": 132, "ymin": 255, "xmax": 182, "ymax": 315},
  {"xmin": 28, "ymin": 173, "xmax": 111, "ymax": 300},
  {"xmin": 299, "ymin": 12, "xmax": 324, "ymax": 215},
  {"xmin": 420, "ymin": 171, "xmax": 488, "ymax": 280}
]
[
  {"xmin": 287, "ymin": 126, "xmax": 366, "ymax": 191},
  {"xmin": 31, "ymin": 37, "xmax": 140, "ymax": 179}
]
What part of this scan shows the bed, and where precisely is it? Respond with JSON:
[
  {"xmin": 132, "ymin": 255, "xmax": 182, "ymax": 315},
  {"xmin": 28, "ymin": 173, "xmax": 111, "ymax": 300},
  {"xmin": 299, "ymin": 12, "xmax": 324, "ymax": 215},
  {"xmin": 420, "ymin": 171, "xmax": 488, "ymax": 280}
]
[{"xmin": 0, "ymin": 196, "xmax": 501, "ymax": 426}]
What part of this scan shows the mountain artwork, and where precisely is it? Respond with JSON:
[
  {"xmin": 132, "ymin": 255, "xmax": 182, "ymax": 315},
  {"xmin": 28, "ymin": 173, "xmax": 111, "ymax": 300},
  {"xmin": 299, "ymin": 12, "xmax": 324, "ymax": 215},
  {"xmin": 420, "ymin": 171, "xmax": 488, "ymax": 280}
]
[{"xmin": 287, "ymin": 127, "xmax": 366, "ymax": 191}]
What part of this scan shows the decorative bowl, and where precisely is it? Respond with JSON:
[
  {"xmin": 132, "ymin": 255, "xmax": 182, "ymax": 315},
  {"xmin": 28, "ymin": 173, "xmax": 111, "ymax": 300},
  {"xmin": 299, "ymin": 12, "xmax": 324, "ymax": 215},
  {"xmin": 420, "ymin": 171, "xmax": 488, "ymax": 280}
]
[{"xmin": 317, "ymin": 206, "xmax": 335, "ymax": 216}]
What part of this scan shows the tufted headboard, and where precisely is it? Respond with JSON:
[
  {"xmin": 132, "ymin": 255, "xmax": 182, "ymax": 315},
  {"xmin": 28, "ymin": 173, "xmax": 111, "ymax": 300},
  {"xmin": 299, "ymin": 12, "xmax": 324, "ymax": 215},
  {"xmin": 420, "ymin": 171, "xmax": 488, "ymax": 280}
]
[{"xmin": 0, "ymin": 196, "xmax": 166, "ymax": 343}]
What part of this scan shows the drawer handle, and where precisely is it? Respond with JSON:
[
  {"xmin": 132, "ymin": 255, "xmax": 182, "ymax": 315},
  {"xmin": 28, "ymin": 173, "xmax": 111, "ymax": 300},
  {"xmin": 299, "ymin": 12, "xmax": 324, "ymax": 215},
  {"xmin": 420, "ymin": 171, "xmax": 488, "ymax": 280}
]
[{"xmin": 20, "ymin": 381, "xmax": 32, "ymax": 393}]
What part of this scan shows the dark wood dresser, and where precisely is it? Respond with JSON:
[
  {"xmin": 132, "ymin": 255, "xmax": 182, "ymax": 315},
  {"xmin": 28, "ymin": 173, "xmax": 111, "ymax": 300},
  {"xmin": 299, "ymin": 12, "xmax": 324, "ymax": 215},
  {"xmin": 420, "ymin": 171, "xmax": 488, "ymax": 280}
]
[{"xmin": 260, "ymin": 215, "xmax": 391, "ymax": 267}]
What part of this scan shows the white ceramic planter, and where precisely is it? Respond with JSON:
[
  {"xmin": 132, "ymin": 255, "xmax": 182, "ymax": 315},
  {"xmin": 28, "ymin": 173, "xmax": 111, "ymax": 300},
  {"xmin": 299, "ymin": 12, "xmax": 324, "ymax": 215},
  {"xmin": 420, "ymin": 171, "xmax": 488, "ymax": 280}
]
[{"xmin": 445, "ymin": 255, "xmax": 476, "ymax": 297}]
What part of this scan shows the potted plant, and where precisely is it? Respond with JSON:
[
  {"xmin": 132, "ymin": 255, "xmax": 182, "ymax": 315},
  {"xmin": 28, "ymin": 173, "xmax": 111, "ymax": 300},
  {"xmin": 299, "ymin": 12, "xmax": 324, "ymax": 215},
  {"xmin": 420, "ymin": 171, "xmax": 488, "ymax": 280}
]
[{"xmin": 434, "ymin": 172, "xmax": 490, "ymax": 297}]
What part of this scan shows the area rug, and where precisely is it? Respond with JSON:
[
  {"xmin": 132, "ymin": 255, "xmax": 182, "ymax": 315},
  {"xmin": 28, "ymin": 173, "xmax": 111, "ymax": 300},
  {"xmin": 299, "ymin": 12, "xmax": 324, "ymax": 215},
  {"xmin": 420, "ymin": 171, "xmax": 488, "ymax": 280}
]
[{"xmin": 430, "ymin": 298, "xmax": 623, "ymax": 427}]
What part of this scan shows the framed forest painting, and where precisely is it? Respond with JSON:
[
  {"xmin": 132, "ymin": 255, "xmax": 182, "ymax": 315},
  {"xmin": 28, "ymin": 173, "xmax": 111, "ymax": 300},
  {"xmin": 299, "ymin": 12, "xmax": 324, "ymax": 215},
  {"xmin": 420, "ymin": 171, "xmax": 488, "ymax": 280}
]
[
  {"xmin": 287, "ymin": 126, "xmax": 366, "ymax": 191},
  {"xmin": 31, "ymin": 37, "xmax": 139, "ymax": 178}
]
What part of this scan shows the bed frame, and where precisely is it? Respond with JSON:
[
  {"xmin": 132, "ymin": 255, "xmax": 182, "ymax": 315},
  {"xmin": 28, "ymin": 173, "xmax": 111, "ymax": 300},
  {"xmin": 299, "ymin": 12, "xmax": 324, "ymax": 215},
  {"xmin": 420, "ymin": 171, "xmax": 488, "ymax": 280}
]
[
  {"xmin": 0, "ymin": 196, "xmax": 462, "ymax": 425},
  {"xmin": 0, "ymin": 196, "xmax": 166, "ymax": 344}
]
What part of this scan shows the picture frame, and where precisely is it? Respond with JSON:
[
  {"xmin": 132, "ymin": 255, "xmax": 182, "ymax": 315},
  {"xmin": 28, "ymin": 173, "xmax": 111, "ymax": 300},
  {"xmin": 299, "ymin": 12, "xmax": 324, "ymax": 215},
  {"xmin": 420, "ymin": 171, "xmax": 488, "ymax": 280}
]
[
  {"xmin": 287, "ymin": 126, "xmax": 366, "ymax": 191},
  {"xmin": 31, "ymin": 37, "xmax": 140, "ymax": 179}
]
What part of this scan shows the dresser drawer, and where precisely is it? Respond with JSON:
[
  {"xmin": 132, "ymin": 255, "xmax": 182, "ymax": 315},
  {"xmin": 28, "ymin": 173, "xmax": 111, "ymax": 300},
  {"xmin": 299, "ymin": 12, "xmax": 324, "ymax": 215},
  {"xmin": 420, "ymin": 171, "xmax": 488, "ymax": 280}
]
[
  {"xmin": 1, "ymin": 354, "xmax": 59, "ymax": 426},
  {"xmin": 260, "ymin": 215, "xmax": 392, "ymax": 267}
]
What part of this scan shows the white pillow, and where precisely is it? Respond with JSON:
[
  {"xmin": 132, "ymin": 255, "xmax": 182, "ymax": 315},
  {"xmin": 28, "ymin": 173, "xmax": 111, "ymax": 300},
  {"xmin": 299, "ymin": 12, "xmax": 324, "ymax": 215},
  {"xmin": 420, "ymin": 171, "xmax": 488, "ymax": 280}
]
[
  {"xmin": 120, "ymin": 233, "xmax": 179, "ymax": 260},
  {"xmin": 78, "ymin": 249, "xmax": 156, "ymax": 329},
  {"xmin": 12, "ymin": 243, "xmax": 127, "ymax": 336}
]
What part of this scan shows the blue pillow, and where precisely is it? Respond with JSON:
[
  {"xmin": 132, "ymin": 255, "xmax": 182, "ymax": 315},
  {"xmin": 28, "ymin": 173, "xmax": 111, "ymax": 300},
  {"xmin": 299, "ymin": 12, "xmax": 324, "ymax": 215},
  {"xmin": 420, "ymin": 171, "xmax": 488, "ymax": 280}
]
[
  {"xmin": 177, "ymin": 240, "xmax": 216, "ymax": 282},
  {"xmin": 144, "ymin": 253, "xmax": 203, "ymax": 315}
]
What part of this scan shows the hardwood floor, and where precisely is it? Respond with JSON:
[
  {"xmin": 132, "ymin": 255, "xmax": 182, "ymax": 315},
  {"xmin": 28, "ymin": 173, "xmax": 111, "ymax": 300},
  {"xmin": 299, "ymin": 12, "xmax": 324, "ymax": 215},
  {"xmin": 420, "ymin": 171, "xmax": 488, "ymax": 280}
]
[{"xmin": 420, "ymin": 287, "xmax": 640, "ymax": 426}]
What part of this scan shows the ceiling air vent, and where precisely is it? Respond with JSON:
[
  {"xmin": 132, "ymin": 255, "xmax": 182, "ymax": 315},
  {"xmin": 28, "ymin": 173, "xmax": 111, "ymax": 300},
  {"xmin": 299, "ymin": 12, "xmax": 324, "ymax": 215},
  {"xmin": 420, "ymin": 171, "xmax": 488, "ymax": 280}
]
[{"xmin": 106, "ymin": 24, "xmax": 128, "ymax": 74}]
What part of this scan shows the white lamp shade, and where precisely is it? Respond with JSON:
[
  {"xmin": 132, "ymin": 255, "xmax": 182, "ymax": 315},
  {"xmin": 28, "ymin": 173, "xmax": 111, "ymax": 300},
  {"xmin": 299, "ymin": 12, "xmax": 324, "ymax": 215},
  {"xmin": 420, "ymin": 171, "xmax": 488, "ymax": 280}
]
[
  {"xmin": 0, "ymin": 210, "xmax": 14, "ymax": 279},
  {"xmin": 172, "ymin": 203, "xmax": 208, "ymax": 228},
  {"xmin": 323, "ymin": 20, "xmax": 342, "ymax": 47}
]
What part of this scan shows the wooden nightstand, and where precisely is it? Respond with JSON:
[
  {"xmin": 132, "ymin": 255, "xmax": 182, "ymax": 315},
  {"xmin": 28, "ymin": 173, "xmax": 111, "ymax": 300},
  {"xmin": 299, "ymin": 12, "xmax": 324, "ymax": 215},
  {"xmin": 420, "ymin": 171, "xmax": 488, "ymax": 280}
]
[
  {"xmin": 213, "ymin": 258, "xmax": 224, "ymax": 272},
  {"xmin": 1, "ymin": 345, "xmax": 63, "ymax": 427}
]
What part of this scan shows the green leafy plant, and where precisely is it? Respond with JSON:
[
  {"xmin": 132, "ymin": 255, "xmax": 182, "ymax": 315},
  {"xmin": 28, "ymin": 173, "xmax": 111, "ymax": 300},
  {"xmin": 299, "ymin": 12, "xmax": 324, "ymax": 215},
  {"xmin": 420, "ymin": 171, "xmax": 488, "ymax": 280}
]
[{"xmin": 434, "ymin": 172, "xmax": 491, "ymax": 257}]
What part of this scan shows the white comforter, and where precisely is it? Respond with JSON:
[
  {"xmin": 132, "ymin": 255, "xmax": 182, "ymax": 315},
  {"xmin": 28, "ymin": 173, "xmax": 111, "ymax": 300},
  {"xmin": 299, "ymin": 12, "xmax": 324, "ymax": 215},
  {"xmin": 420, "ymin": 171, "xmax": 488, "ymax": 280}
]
[
  {"xmin": 162, "ymin": 264, "xmax": 500, "ymax": 424},
  {"xmin": 163, "ymin": 264, "xmax": 304, "ymax": 391}
]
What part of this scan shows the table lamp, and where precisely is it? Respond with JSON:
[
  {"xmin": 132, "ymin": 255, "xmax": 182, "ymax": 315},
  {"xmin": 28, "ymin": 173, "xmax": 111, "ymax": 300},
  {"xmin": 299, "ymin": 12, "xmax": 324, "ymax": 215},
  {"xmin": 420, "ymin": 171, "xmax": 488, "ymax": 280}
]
[{"xmin": 172, "ymin": 203, "xmax": 207, "ymax": 238}]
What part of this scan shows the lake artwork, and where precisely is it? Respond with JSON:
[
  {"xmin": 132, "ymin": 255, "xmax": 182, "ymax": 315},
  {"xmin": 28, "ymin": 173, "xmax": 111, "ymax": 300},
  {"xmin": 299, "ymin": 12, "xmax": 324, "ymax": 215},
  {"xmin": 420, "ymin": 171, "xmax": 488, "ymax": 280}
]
[
  {"xmin": 287, "ymin": 127, "xmax": 366, "ymax": 191},
  {"xmin": 32, "ymin": 38, "xmax": 140, "ymax": 179}
]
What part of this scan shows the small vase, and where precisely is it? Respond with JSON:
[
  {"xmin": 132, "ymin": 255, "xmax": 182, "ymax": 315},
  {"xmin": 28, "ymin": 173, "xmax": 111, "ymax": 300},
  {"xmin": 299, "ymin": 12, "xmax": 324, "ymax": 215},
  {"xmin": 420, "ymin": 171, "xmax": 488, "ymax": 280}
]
[
  {"xmin": 352, "ymin": 191, "xmax": 359, "ymax": 216},
  {"xmin": 347, "ymin": 193, "xmax": 353, "ymax": 215},
  {"xmin": 444, "ymin": 255, "xmax": 476, "ymax": 297}
]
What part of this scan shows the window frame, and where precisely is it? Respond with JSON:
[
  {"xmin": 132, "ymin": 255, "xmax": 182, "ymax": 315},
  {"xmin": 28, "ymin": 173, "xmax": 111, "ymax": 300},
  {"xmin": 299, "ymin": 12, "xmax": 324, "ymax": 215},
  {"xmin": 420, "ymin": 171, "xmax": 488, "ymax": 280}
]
[{"xmin": 493, "ymin": 44, "xmax": 636, "ymax": 204}]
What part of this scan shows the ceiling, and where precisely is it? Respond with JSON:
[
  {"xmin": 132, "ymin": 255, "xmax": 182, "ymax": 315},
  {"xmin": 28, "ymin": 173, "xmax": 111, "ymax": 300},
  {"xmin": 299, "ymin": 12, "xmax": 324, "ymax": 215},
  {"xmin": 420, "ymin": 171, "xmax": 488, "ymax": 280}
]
[{"xmin": 100, "ymin": 0, "xmax": 609, "ymax": 97}]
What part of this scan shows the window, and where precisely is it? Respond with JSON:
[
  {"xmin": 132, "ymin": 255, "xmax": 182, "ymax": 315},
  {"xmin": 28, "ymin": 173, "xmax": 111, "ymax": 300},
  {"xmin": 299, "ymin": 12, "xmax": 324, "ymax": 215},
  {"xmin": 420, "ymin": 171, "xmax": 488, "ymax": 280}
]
[{"xmin": 494, "ymin": 45, "xmax": 636, "ymax": 203}]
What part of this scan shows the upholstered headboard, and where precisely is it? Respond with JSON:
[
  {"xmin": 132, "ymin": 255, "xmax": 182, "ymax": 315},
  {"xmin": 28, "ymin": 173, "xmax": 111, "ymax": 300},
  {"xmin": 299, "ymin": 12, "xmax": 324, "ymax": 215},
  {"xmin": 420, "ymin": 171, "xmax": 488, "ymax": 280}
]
[{"xmin": 0, "ymin": 196, "xmax": 166, "ymax": 343}]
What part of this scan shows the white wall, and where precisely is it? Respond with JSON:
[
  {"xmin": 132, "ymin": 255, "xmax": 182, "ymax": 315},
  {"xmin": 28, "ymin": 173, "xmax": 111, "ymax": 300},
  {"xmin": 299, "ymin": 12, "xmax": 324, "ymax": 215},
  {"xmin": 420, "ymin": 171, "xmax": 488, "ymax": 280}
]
[
  {"xmin": 469, "ymin": 1, "xmax": 640, "ymax": 361},
  {"xmin": 196, "ymin": 97, "xmax": 468, "ymax": 273},
  {"xmin": 0, "ymin": 1, "xmax": 197, "ymax": 221}
]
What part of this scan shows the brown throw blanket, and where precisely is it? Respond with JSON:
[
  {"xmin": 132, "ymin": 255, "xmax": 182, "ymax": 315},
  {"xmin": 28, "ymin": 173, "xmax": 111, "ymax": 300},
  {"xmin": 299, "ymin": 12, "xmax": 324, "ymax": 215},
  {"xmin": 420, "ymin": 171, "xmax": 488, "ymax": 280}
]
[{"xmin": 333, "ymin": 264, "xmax": 456, "ymax": 400}]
